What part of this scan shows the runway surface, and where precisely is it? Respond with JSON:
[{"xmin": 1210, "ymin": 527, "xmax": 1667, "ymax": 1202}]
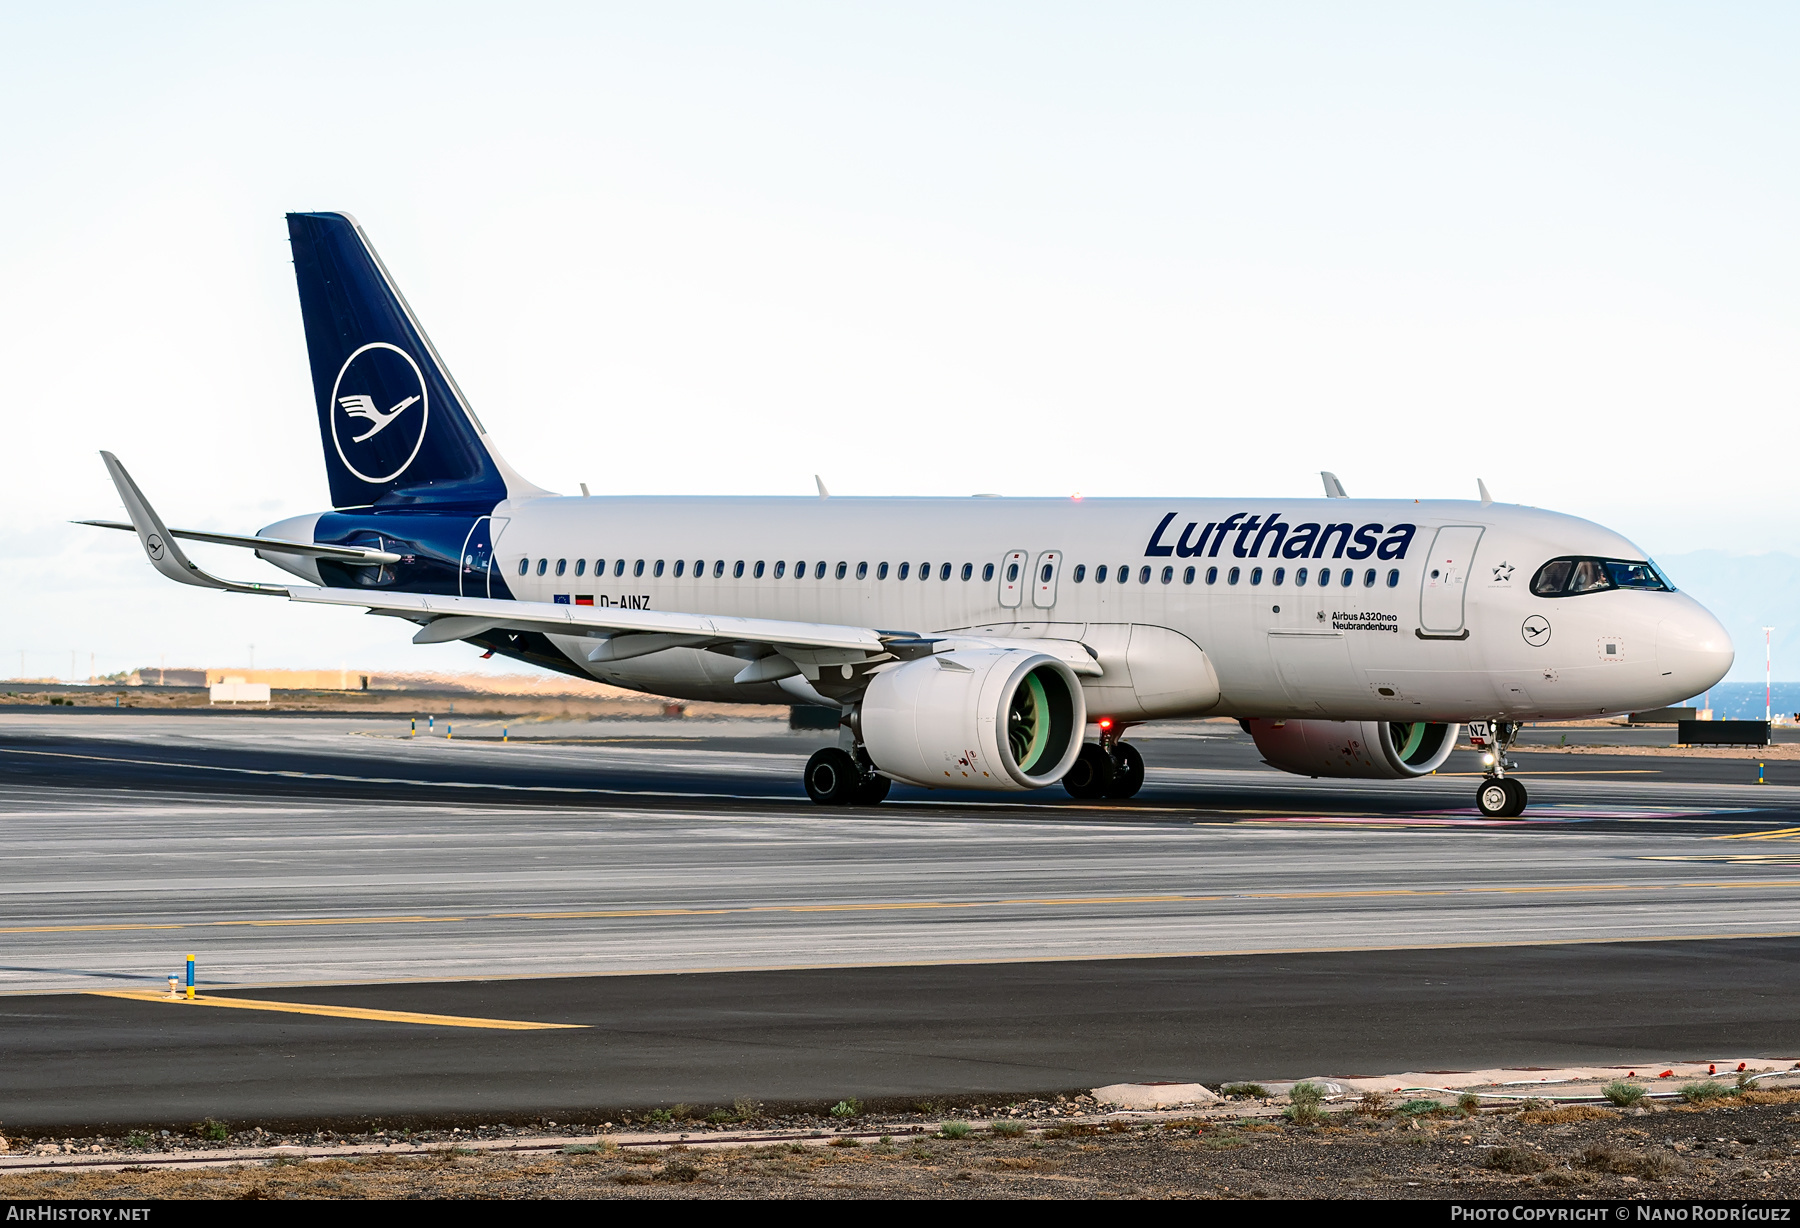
[{"xmin": 3, "ymin": 711, "xmax": 1798, "ymax": 1129}]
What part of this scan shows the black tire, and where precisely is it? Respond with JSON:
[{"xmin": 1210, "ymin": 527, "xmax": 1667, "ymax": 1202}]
[
  {"xmin": 1476, "ymin": 778, "xmax": 1511, "ymax": 817},
  {"xmin": 1105, "ymin": 742, "xmax": 1145, "ymax": 799},
  {"xmin": 853, "ymin": 772, "xmax": 892, "ymax": 806},
  {"xmin": 1063, "ymin": 743, "xmax": 1115, "ymax": 799},
  {"xmin": 804, "ymin": 747, "xmax": 861, "ymax": 805},
  {"xmin": 1502, "ymin": 777, "xmax": 1528, "ymax": 818}
]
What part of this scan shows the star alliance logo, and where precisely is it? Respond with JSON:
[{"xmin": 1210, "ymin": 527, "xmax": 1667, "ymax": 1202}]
[
  {"xmin": 1492, "ymin": 561, "xmax": 1514, "ymax": 582},
  {"xmin": 328, "ymin": 342, "xmax": 430, "ymax": 485}
]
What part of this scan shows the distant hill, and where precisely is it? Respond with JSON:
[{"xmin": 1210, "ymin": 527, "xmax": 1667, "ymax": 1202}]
[{"xmin": 1654, "ymin": 551, "xmax": 1800, "ymax": 683}]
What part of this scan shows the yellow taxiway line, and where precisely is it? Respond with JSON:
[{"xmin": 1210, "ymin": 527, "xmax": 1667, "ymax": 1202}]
[{"xmin": 89, "ymin": 989, "xmax": 585, "ymax": 1030}]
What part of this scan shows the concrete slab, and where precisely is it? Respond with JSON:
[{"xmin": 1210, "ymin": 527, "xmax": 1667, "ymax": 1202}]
[{"xmin": 1092, "ymin": 1081, "xmax": 1219, "ymax": 1109}]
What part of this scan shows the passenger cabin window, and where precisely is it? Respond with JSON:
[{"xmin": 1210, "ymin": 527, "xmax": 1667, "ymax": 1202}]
[
  {"xmin": 517, "ymin": 558, "xmax": 529, "ymax": 576},
  {"xmin": 878, "ymin": 562, "xmax": 889, "ymax": 580},
  {"xmin": 858, "ymin": 562, "xmax": 869, "ymax": 580},
  {"xmin": 836, "ymin": 561, "xmax": 847, "ymax": 579},
  {"xmin": 774, "ymin": 560, "xmax": 786, "ymax": 578},
  {"xmin": 1271, "ymin": 567, "xmax": 1284, "ymax": 585},
  {"xmin": 735, "ymin": 561, "xmax": 746, "ymax": 578},
  {"xmin": 673, "ymin": 559, "xmax": 685, "ymax": 577},
  {"xmin": 1227, "ymin": 567, "xmax": 1240, "ymax": 585},
  {"xmin": 575, "ymin": 559, "xmax": 586, "ymax": 577},
  {"xmin": 654, "ymin": 560, "xmax": 665, "ymax": 577},
  {"xmin": 1094, "ymin": 565, "xmax": 1107, "ymax": 583},
  {"xmin": 1183, "ymin": 566, "xmax": 1195, "ymax": 584},
  {"xmin": 615, "ymin": 559, "xmax": 626, "ymax": 577},
  {"xmin": 1531, "ymin": 557, "xmax": 1673, "ymax": 597},
  {"xmin": 1363, "ymin": 568, "xmax": 1376, "ymax": 587},
  {"xmin": 1206, "ymin": 566, "xmax": 1217, "ymax": 584},
  {"xmin": 1005, "ymin": 563, "xmax": 1017, "ymax": 582},
  {"xmin": 692, "ymin": 559, "xmax": 703, "ymax": 576},
  {"xmin": 1295, "ymin": 566, "xmax": 1308, "ymax": 585},
  {"xmin": 1319, "ymin": 568, "xmax": 1331, "ymax": 587},
  {"xmin": 556, "ymin": 559, "xmax": 567, "ymax": 576},
  {"xmin": 1249, "ymin": 567, "xmax": 1262, "ymax": 585},
  {"xmin": 899, "ymin": 562, "xmax": 911, "ymax": 580},
  {"xmin": 754, "ymin": 561, "xmax": 765, "ymax": 578},
  {"xmin": 1138, "ymin": 566, "xmax": 1151, "ymax": 584},
  {"xmin": 941, "ymin": 563, "xmax": 952, "ymax": 581},
  {"xmin": 814, "ymin": 561, "xmax": 826, "ymax": 579},
  {"xmin": 1161, "ymin": 566, "xmax": 1174, "ymax": 584},
  {"xmin": 1072, "ymin": 564, "xmax": 1086, "ymax": 583},
  {"xmin": 794, "ymin": 560, "xmax": 806, "ymax": 578},
  {"xmin": 1386, "ymin": 568, "xmax": 1399, "ymax": 587},
  {"xmin": 536, "ymin": 558, "xmax": 547, "ymax": 576},
  {"xmin": 960, "ymin": 563, "xmax": 971, "ymax": 581},
  {"xmin": 712, "ymin": 560, "xmax": 725, "ymax": 578},
  {"xmin": 918, "ymin": 562, "xmax": 929, "ymax": 580},
  {"xmin": 1340, "ymin": 568, "xmax": 1353, "ymax": 586},
  {"xmin": 982, "ymin": 563, "xmax": 994, "ymax": 582}
]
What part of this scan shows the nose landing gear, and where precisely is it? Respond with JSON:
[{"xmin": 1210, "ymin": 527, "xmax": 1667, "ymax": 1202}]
[{"xmin": 1471, "ymin": 720, "xmax": 1527, "ymax": 818}]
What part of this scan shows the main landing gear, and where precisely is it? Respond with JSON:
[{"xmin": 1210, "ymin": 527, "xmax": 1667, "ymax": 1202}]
[
  {"xmin": 804, "ymin": 746, "xmax": 890, "ymax": 806},
  {"xmin": 1062, "ymin": 726, "xmax": 1144, "ymax": 800},
  {"xmin": 1472, "ymin": 720, "xmax": 1527, "ymax": 818}
]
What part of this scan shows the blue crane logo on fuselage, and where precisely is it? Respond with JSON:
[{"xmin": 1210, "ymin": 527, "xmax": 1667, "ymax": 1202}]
[{"xmin": 329, "ymin": 342, "xmax": 430, "ymax": 485}]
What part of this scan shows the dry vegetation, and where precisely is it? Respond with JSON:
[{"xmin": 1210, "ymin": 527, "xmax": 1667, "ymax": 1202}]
[{"xmin": 8, "ymin": 1096, "xmax": 1800, "ymax": 1201}]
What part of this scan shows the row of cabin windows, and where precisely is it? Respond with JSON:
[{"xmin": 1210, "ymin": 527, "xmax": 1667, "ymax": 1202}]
[
  {"xmin": 1072, "ymin": 563, "xmax": 1402, "ymax": 589},
  {"xmin": 521, "ymin": 555, "xmax": 1401, "ymax": 591},
  {"xmin": 521, "ymin": 558, "xmax": 1001, "ymax": 582}
]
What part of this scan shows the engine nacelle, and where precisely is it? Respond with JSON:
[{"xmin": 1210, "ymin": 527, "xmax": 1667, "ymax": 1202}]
[
  {"xmin": 861, "ymin": 650, "xmax": 1086, "ymax": 790},
  {"xmin": 1245, "ymin": 718, "xmax": 1457, "ymax": 780}
]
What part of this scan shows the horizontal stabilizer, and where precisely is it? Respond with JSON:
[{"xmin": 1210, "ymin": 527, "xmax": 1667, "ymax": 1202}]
[
  {"xmin": 77, "ymin": 520, "xmax": 401, "ymax": 565},
  {"xmin": 97, "ymin": 453, "xmax": 289, "ymax": 596}
]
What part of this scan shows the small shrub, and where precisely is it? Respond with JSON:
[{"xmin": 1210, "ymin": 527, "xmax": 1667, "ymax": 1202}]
[
  {"xmin": 878, "ymin": 1135, "xmax": 893, "ymax": 1146},
  {"xmin": 705, "ymin": 1109, "xmax": 736, "ymax": 1125},
  {"xmin": 1520, "ymin": 1105, "xmax": 1612, "ymax": 1125},
  {"xmin": 1288, "ymin": 1081, "xmax": 1326, "ymax": 1106},
  {"xmin": 1283, "ymin": 1101, "xmax": 1323, "ymax": 1126},
  {"xmin": 194, "ymin": 1119, "xmax": 229, "ymax": 1142},
  {"xmin": 669, "ymin": 1103, "xmax": 692, "ymax": 1121},
  {"xmin": 1395, "ymin": 1099, "xmax": 1445, "ymax": 1117},
  {"xmin": 1355, "ymin": 1091, "xmax": 1389, "ymax": 1117},
  {"xmin": 1457, "ymin": 1092, "xmax": 1482, "ymax": 1115},
  {"xmin": 732, "ymin": 1097, "xmax": 762, "ymax": 1121},
  {"xmin": 125, "ymin": 1133, "xmax": 151, "ymax": 1149},
  {"xmin": 1484, "ymin": 1145, "xmax": 1554, "ymax": 1174},
  {"xmin": 827, "ymin": 1135, "xmax": 860, "ymax": 1148},
  {"xmin": 1539, "ymin": 1169, "xmax": 1595, "ymax": 1187},
  {"xmin": 613, "ymin": 1171, "xmax": 650, "ymax": 1185},
  {"xmin": 989, "ymin": 1119, "xmax": 1027, "ymax": 1137},
  {"xmin": 1042, "ymin": 1122, "xmax": 1097, "ymax": 1139},
  {"xmin": 1681, "ymin": 1081, "xmax": 1732, "ymax": 1103},
  {"xmin": 1602, "ymin": 1081, "xmax": 1646, "ymax": 1107},
  {"xmin": 562, "ymin": 1143, "xmax": 609, "ymax": 1155},
  {"xmin": 657, "ymin": 1160, "xmax": 702, "ymax": 1183},
  {"xmin": 1220, "ymin": 1083, "xmax": 1271, "ymax": 1099},
  {"xmin": 1201, "ymin": 1131, "xmax": 1245, "ymax": 1149},
  {"xmin": 1105, "ymin": 1120, "xmax": 1132, "ymax": 1133},
  {"xmin": 646, "ymin": 1109, "xmax": 673, "ymax": 1124},
  {"xmin": 1582, "ymin": 1144, "xmax": 1684, "ymax": 1180},
  {"xmin": 829, "ymin": 1099, "xmax": 861, "ymax": 1119},
  {"xmin": 939, "ymin": 1121, "xmax": 971, "ymax": 1139}
]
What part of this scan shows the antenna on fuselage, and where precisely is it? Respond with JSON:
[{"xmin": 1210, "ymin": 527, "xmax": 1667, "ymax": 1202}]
[
  {"xmin": 1477, "ymin": 478, "xmax": 1493, "ymax": 506},
  {"xmin": 1320, "ymin": 471, "xmax": 1348, "ymax": 498}
]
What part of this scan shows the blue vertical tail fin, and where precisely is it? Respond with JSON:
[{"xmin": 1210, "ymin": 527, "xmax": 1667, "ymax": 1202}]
[{"xmin": 286, "ymin": 211, "xmax": 543, "ymax": 510}]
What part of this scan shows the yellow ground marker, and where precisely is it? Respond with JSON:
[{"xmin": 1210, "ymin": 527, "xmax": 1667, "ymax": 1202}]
[
  {"xmin": 91, "ymin": 989, "xmax": 585, "ymax": 1030},
  {"xmin": 1713, "ymin": 827, "xmax": 1800, "ymax": 841}
]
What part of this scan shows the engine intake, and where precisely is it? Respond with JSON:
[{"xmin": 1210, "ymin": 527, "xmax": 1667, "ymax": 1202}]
[
  {"xmin": 861, "ymin": 649, "xmax": 1086, "ymax": 790},
  {"xmin": 1245, "ymin": 718, "xmax": 1457, "ymax": 780}
]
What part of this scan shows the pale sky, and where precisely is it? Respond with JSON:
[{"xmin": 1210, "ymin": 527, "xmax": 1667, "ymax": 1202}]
[{"xmin": 3, "ymin": 3, "xmax": 1795, "ymax": 680}]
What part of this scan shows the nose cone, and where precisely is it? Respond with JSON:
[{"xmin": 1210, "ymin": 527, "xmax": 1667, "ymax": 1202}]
[{"xmin": 1658, "ymin": 596, "xmax": 1734, "ymax": 700}]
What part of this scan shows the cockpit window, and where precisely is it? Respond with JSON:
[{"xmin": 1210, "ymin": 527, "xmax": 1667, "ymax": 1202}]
[{"xmin": 1531, "ymin": 556, "xmax": 1674, "ymax": 597}]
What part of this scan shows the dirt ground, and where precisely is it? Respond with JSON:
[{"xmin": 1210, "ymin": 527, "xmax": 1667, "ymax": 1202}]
[{"xmin": 6, "ymin": 1093, "xmax": 1800, "ymax": 1201}]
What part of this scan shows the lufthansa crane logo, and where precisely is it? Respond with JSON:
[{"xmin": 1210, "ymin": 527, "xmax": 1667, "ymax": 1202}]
[{"xmin": 329, "ymin": 342, "xmax": 430, "ymax": 485}]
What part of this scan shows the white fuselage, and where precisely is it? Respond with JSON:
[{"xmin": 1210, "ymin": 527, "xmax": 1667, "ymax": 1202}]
[{"xmin": 432, "ymin": 493, "xmax": 1733, "ymax": 725}]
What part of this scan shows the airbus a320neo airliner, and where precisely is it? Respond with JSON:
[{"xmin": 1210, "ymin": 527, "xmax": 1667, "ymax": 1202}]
[{"xmin": 87, "ymin": 212, "xmax": 1734, "ymax": 816}]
